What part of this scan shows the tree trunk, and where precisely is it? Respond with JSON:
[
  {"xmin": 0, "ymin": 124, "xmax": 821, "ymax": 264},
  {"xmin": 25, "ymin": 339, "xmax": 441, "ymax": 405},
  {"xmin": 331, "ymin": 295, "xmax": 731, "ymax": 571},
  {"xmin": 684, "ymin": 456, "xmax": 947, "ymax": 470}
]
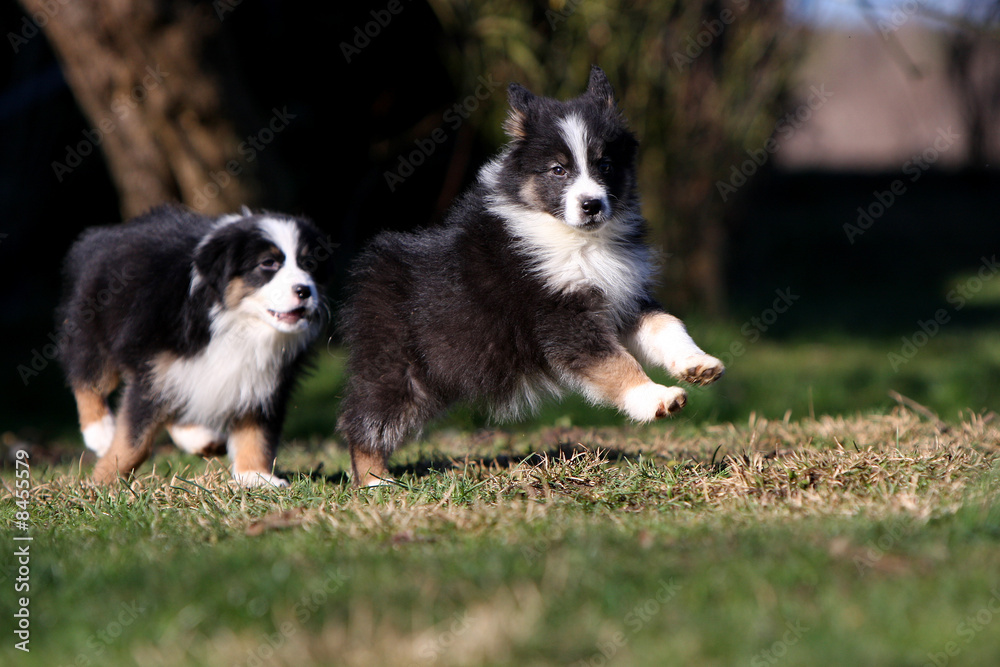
[{"xmin": 20, "ymin": 0, "xmax": 255, "ymax": 217}]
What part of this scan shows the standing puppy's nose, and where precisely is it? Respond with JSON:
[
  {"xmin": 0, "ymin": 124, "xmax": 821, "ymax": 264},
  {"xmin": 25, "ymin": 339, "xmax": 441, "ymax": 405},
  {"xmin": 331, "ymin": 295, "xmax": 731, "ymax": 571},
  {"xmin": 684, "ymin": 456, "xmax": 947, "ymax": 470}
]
[
  {"xmin": 294, "ymin": 284, "xmax": 313, "ymax": 300},
  {"xmin": 581, "ymin": 198, "xmax": 604, "ymax": 216}
]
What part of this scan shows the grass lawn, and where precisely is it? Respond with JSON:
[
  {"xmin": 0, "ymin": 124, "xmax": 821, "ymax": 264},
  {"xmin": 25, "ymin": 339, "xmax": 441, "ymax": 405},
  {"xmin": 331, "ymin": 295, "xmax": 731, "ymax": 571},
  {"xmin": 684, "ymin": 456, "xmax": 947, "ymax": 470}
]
[
  {"xmin": 2, "ymin": 407, "xmax": 999, "ymax": 666},
  {"xmin": 3, "ymin": 295, "xmax": 999, "ymax": 666}
]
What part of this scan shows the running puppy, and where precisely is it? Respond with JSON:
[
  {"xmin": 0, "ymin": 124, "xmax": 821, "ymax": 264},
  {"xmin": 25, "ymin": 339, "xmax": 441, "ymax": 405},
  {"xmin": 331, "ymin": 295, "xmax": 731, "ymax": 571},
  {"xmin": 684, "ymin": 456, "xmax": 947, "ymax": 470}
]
[
  {"xmin": 339, "ymin": 66, "xmax": 724, "ymax": 486},
  {"xmin": 58, "ymin": 204, "xmax": 329, "ymax": 487}
]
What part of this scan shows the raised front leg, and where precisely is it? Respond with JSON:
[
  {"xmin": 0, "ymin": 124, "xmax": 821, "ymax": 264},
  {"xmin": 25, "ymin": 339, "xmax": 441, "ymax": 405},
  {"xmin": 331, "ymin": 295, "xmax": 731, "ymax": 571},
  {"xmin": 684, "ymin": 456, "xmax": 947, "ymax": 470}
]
[
  {"xmin": 625, "ymin": 311, "xmax": 725, "ymax": 386},
  {"xmin": 558, "ymin": 345, "xmax": 688, "ymax": 422}
]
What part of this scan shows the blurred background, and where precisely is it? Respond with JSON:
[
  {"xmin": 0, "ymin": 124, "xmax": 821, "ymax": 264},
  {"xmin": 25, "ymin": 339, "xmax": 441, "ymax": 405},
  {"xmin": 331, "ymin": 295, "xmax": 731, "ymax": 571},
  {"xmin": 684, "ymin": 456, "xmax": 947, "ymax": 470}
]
[{"xmin": 1, "ymin": 0, "xmax": 998, "ymax": 448}]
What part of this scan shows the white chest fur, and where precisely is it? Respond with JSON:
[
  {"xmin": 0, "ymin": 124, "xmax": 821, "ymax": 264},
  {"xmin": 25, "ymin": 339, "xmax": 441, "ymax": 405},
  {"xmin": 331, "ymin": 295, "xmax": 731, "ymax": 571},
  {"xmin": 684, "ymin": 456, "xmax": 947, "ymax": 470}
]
[
  {"xmin": 152, "ymin": 308, "xmax": 310, "ymax": 429},
  {"xmin": 491, "ymin": 201, "xmax": 653, "ymax": 325}
]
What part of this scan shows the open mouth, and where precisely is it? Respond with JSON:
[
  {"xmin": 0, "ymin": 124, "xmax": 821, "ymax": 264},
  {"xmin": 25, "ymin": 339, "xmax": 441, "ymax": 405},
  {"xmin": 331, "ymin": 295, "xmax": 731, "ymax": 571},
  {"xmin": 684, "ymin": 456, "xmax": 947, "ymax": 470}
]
[{"xmin": 267, "ymin": 307, "xmax": 309, "ymax": 325}]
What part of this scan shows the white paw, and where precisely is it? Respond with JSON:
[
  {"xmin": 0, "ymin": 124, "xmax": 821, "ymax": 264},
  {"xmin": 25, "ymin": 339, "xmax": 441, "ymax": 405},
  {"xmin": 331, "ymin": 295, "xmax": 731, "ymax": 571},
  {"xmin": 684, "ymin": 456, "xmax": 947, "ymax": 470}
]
[
  {"xmin": 231, "ymin": 470, "xmax": 289, "ymax": 488},
  {"xmin": 670, "ymin": 354, "xmax": 725, "ymax": 386},
  {"xmin": 621, "ymin": 382, "xmax": 687, "ymax": 422},
  {"xmin": 364, "ymin": 475, "xmax": 395, "ymax": 488},
  {"xmin": 168, "ymin": 423, "xmax": 228, "ymax": 455},
  {"xmin": 82, "ymin": 414, "xmax": 115, "ymax": 456}
]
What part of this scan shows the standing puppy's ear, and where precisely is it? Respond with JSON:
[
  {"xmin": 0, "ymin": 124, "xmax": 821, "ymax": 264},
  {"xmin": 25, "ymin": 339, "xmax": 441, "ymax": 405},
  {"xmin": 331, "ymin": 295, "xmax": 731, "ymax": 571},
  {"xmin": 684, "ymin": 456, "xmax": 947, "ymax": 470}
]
[
  {"xmin": 193, "ymin": 225, "xmax": 241, "ymax": 300},
  {"xmin": 503, "ymin": 83, "xmax": 536, "ymax": 141},
  {"xmin": 587, "ymin": 65, "xmax": 616, "ymax": 106}
]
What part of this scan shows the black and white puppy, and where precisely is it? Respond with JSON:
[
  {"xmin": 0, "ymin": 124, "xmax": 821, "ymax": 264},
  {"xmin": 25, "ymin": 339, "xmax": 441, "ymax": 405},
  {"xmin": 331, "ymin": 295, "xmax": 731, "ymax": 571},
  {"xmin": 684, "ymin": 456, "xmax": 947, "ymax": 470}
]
[
  {"xmin": 338, "ymin": 66, "xmax": 724, "ymax": 486},
  {"xmin": 57, "ymin": 204, "xmax": 328, "ymax": 487}
]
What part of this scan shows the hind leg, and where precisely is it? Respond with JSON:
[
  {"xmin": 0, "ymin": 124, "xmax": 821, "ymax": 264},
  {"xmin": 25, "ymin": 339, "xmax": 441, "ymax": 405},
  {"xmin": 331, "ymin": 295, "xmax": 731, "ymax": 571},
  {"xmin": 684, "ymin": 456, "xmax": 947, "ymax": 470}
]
[
  {"xmin": 71, "ymin": 369, "xmax": 120, "ymax": 457},
  {"xmin": 92, "ymin": 381, "xmax": 165, "ymax": 484},
  {"xmin": 338, "ymin": 363, "xmax": 442, "ymax": 487},
  {"xmin": 348, "ymin": 439, "xmax": 392, "ymax": 487}
]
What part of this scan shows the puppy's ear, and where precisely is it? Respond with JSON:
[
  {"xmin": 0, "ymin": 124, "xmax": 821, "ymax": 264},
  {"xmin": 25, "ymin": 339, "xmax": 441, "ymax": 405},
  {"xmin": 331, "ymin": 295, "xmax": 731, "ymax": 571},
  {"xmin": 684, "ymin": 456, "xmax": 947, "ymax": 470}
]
[
  {"xmin": 193, "ymin": 226, "xmax": 240, "ymax": 299},
  {"xmin": 503, "ymin": 83, "xmax": 535, "ymax": 141},
  {"xmin": 587, "ymin": 66, "xmax": 616, "ymax": 106}
]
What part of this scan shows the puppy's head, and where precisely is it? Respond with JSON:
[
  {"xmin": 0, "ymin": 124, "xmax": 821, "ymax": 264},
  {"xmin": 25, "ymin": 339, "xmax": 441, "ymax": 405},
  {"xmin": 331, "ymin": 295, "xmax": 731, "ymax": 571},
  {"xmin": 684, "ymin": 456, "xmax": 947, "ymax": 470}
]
[
  {"xmin": 500, "ymin": 66, "xmax": 639, "ymax": 231},
  {"xmin": 194, "ymin": 211, "xmax": 329, "ymax": 335}
]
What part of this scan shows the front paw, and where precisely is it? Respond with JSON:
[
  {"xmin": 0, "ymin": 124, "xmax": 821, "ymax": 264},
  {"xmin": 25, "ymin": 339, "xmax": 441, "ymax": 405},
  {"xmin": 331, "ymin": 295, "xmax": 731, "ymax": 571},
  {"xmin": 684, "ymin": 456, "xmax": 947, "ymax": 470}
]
[
  {"xmin": 231, "ymin": 470, "xmax": 289, "ymax": 488},
  {"xmin": 621, "ymin": 382, "xmax": 687, "ymax": 422},
  {"xmin": 672, "ymin": 354, "xmax": 725, "ymax": 386}
]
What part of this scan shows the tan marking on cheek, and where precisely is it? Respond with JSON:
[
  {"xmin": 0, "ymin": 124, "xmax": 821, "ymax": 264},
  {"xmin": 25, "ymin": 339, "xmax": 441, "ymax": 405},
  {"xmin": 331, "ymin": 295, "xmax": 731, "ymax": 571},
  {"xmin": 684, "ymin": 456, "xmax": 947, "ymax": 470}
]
[
  {"xmin": 519, "ymin": 180, "xmax": 540, "ymax": 208},
  {"xmin": 224, "ymin": 277, "xmax": 253, "ymax": 310},
  {"xmin": 580, "ymin": 351, "xmax": 651, "ymax": 405},
  {"xmin": 229, "ymin": 416, "xmax": 275, "ymax": 475}
]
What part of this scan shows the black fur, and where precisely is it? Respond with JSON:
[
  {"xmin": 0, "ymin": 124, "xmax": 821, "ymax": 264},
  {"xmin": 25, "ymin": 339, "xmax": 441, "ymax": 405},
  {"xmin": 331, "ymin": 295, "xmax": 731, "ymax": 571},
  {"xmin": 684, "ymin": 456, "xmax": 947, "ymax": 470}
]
[
  {"xmin": 338, "ymin": 67, "xmax": 706, "ymax": 485},
  {"xmin": 57, "ymin": 203, "xmax": 328, "ymax": 485}
]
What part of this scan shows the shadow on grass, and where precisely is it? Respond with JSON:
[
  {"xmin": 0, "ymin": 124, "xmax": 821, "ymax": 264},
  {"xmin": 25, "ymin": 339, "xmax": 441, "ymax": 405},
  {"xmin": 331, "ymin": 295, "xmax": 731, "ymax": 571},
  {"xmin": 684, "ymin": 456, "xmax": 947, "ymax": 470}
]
[{"xmin": 305, "ymin": 440, "xmax": 747, "ymax": 488}]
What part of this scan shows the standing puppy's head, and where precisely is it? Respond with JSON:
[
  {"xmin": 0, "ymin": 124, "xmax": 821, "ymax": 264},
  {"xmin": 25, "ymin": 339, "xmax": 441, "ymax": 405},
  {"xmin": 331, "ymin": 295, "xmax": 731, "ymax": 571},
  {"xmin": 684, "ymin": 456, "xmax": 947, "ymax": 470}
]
[
  {"xmin": 499, "ymin": 66, "xmax": 639, "ymax": 231},
  {"xmin": 194, "ymin": 211, "xmax": 329, "ymax": 335}
]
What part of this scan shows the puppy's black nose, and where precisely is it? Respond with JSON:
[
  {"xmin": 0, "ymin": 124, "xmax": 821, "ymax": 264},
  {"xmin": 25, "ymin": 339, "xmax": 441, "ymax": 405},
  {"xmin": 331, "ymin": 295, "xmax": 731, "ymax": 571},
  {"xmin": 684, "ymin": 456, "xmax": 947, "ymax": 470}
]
[
  {"xmin": 581, "ymin": 199, "xmax": 603, "ymax": 216},
  {"xmin": 294, "ymin": 284, "xmax": 313, "ymax": 300}
]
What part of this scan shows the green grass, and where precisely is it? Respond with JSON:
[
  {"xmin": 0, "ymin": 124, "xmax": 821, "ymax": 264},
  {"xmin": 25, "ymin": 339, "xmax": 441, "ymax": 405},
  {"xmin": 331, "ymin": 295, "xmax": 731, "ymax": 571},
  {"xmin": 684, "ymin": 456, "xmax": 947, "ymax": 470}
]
[
  {"xmin": 3, "ymin": 291, "xmax": 999, "ymax": 665},
  {"xmin": 3, "ymin": 410, "xmax": 1000, "ymax": 666}
]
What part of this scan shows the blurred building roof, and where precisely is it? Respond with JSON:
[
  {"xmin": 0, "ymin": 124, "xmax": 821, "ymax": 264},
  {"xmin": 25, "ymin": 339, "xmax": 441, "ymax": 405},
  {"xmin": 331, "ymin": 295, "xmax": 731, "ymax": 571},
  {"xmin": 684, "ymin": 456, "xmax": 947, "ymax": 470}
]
[{"xmin": 776, "ymin": 25, "xmax": 998, "ymax": 170}]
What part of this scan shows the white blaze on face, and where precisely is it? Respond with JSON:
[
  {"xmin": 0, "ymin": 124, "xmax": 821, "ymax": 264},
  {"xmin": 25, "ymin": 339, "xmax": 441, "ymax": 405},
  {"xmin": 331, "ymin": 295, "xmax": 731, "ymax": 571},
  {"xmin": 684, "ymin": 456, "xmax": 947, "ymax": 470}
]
[
  {"xmin": 557, "ymin": 114, "xmax": 609, "ymax": 227},
  {"xmin": 254, "ymin": 218, "xmax": 317, "ymax": 333}
]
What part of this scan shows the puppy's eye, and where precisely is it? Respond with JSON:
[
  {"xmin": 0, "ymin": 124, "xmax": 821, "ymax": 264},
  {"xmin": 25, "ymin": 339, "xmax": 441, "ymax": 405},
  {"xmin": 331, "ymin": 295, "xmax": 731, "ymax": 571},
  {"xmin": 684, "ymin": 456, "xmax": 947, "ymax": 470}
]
[
  {"xmin": 550, "ymin": 164, "xmax": 567, "ymax": 177},
  {"xmin": 260, "ymin": 258, "xmax": 280, "ymax": 272},
  {"xmin": 598, "ymin": 158, "xmax": 613, "ymax": 175}
]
